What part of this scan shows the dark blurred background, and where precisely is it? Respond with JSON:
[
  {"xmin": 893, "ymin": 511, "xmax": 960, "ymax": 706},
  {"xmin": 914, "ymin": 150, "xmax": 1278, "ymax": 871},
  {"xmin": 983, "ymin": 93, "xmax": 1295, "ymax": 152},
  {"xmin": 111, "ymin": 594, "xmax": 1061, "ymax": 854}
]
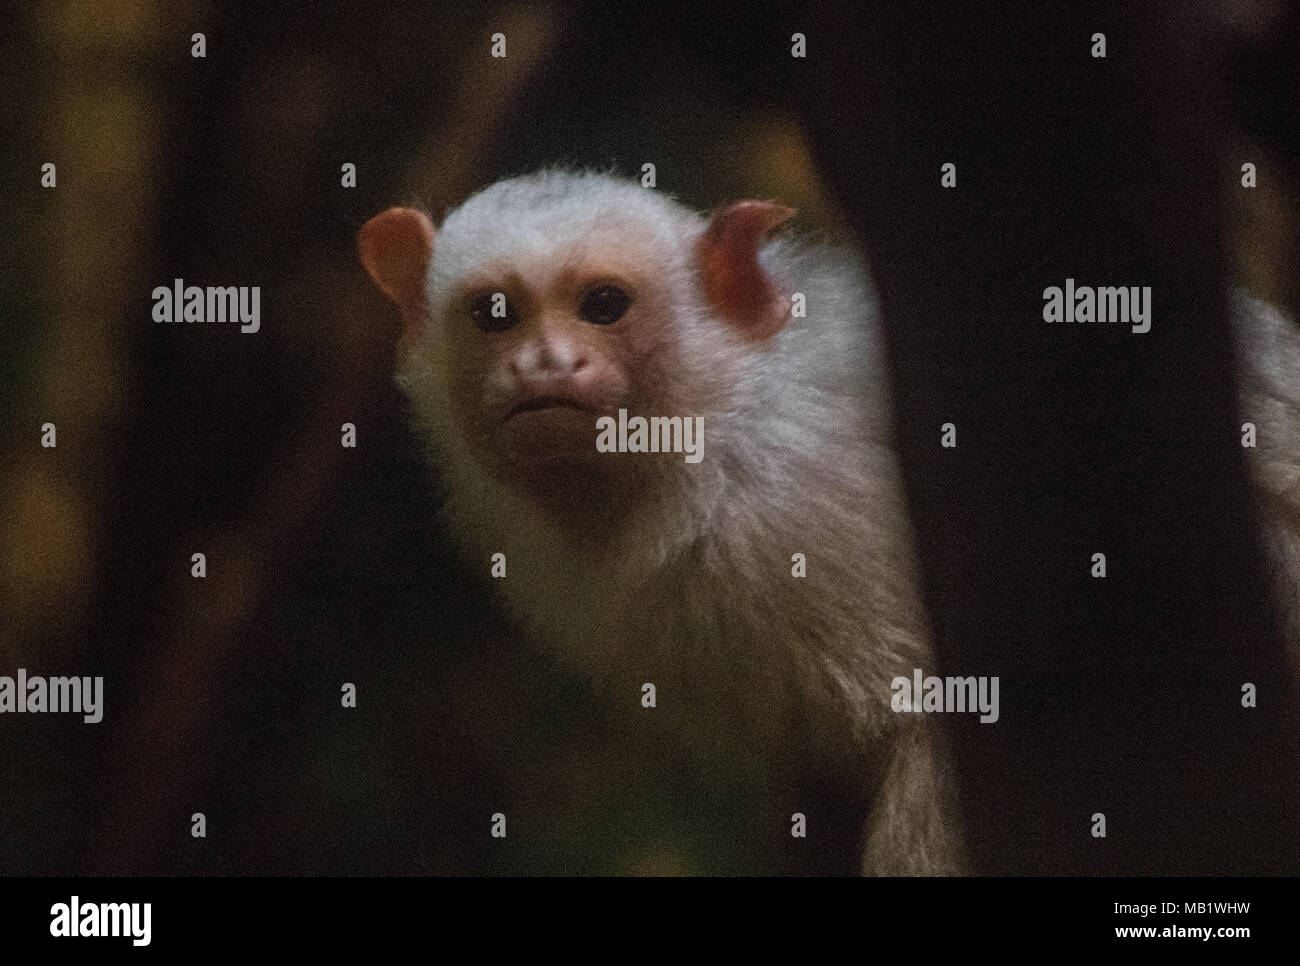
[{"xmin": 1, "ymin": 1, "xmax": 1297, "ymax": 875}]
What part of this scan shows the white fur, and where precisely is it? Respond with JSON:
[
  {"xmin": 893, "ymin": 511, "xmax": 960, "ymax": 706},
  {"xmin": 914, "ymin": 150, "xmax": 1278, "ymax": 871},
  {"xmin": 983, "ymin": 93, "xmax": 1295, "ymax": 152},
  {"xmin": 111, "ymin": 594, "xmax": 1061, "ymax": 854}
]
[
  {"xmin": 387, "ymin": 175, "xmax": 1295, "ymax": 873},
  {"xmin": 1234, "ymin": 291, "xmax": 1300, "ymax": 660},
  {"xmin": 396, "ymin": 170, "xmax": 959, "ymax": 872},
  {"xmin": 401, "ymin": 170, "xmax": 929, "ymax": 724}
]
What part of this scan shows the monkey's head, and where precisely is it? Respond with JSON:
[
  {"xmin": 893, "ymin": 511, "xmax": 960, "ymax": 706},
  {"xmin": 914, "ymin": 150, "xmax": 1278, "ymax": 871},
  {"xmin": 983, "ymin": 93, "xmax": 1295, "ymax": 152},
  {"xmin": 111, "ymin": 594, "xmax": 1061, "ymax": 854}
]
[{"xmin": 358, "ymin": 170, "xmax": 796, "ymax": 537}]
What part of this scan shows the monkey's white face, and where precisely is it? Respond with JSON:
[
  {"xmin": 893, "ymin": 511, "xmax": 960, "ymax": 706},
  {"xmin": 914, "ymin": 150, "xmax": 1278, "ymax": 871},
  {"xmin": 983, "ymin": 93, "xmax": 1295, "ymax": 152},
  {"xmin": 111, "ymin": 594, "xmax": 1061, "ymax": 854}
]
[{"xmin": 432, "ymin": 236, "xmax": 694, "ymax": 507}]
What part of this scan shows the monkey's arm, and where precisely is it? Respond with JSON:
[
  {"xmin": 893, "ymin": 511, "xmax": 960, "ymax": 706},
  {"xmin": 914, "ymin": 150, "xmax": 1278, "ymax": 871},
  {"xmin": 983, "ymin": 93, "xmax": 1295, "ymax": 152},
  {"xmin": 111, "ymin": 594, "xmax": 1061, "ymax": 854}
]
[
  {"xmin": 861, "ymin": 716, "xmax": 967, "ymax": 875},
  {"xmin": 1236, "ymin": 293, "xmax": 1300, "ymax": 663}
]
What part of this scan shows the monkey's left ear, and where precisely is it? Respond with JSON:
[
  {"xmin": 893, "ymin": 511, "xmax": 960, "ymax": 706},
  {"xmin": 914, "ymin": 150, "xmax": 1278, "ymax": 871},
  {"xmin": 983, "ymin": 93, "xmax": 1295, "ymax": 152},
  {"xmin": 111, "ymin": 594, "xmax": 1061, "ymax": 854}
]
[
  {"xmin": 696, "ymin": 200, "xmax": 796, "ymax": 340},
  {"xmin": 358, "ymin": 207, "xmax": 435, "ymax": 349}
]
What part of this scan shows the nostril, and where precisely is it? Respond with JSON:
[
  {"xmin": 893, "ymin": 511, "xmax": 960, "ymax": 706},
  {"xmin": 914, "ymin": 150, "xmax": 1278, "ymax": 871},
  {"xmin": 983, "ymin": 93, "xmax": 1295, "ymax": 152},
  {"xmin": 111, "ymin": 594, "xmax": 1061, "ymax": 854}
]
[{"xmin": 514, "ymin": 339, "xmax": 589, "ymax": 379}]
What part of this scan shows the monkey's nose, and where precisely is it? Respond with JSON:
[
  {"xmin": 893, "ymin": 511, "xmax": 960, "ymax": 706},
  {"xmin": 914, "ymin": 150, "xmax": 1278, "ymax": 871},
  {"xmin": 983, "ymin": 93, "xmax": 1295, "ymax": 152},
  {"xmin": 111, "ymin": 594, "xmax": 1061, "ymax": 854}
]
[{"xmin": 512, "ymin": 339, "xmax": 588, "ymax": 378}]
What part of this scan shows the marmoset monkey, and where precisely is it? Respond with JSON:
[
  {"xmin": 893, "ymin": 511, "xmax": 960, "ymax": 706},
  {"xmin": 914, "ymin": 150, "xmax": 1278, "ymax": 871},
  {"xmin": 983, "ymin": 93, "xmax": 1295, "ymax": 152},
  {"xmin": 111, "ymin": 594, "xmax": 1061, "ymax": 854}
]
[
  {"xmin": 359, "ymin": 170, "xmax": 963, "ymax": 874},
  {"xmin": 1237, "ymin": 292, "xmax": 1300, "ymax": 656}
]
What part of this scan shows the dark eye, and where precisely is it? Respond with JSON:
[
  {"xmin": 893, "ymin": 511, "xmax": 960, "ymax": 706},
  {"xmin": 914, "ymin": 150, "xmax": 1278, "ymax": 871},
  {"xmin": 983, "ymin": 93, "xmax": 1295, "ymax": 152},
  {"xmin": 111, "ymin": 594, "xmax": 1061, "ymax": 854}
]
[
  {"xmin": 469, "ymin": 292, "xmax": 516, "ymax": 332},
  {"xmin": 579, "ymin": 285, "xmax": 631, "ymax": 325}
]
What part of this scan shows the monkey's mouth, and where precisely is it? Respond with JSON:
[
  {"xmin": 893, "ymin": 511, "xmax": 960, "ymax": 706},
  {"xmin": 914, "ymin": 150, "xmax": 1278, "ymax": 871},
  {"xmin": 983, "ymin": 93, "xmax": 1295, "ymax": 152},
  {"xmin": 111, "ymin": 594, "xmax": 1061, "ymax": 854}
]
[{"xmin": 504, "ymin": 396, "xmax": 596, "ymax": 421}]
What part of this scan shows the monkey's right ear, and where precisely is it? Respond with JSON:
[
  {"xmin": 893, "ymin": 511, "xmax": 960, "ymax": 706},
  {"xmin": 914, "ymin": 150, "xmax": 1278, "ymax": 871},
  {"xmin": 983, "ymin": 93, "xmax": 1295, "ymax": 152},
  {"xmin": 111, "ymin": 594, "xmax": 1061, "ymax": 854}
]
[{"xmin": 358, "ymin": 207, "xmax": 435, "ymax": 348}]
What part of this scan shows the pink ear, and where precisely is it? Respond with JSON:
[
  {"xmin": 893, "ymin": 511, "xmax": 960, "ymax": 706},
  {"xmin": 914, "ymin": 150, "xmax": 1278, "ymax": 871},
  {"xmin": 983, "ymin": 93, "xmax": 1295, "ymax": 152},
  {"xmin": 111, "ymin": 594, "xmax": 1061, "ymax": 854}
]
[
  {"xmin": 696, "ymin": 200, "xmax": 796, "ymax": 340},
  {"xmin": 358, "ymin": 207, "xmax": 435, "ymax": 349}
]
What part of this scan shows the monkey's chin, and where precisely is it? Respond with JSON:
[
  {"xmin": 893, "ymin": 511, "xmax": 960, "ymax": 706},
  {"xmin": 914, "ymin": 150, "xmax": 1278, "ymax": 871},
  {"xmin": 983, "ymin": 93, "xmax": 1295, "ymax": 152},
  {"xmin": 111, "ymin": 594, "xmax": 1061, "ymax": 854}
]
[{"xmin": 496, "ymin": 409, "xmax": 638, "ymax": 519}]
